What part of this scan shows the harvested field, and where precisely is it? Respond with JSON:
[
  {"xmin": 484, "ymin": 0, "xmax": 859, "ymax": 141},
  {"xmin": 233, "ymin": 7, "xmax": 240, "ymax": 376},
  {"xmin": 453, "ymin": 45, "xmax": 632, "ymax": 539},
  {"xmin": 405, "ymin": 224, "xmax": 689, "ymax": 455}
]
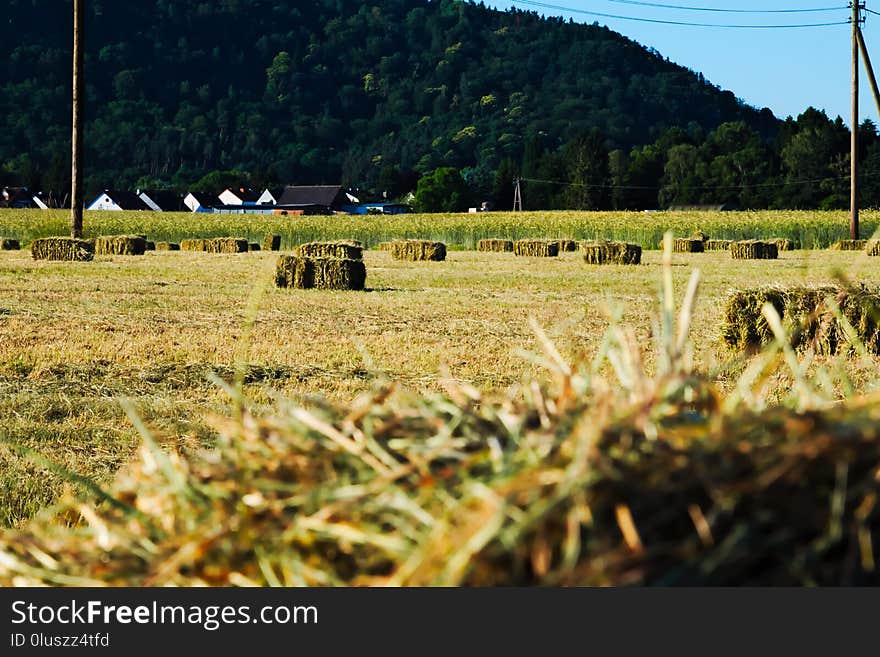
[
  {"xmin": 275, "ymin": 255, "xmax": 366, "ymax": 291},
  {"xmin": 296, "ymin": 241, "xmax": 364, "ymax": 260},
  {"xmin": 94, "ymin": 235, "xmax": 148, "ymax": 256},
  {"xmin": 581, "ymin": 240, "xmax": 642, "ymax": 265},
  {"xmin": 722, "ymin": 284, "xmax": 880, "ymax": 353},
  {"xmin": 155, "ymin": 242, "xmax": 180, "ymax": 251},
  {"xmin": 263, "ymin": 234, "xmax": 281, "ymax": 252},
  {"xmin": 30, "ymin": 237, "xmax": 94, "ymax": 262},
  {"xmin": 391, "ymin": 240, "xmax": 446, "ymax": 261},
  {"xmin": 731, "ymin": 240, "xmax": 778, "ymax": 260},
  {"xmin": 0, "ymin": 238, "xmax": 20, "ymax": 251},
  {"xmin": 673, "ymin": 238, "xmax": 704, "ymax": 253},
  {"xmin": 514, "ymin": 239, "xmax": 559, "ymax": 257},
  {"xmin": 705, "ymin": 239, "xmax": 733, "ymax": 251},
  {"xmin": 477, "ymin": 239, "xmax": 514, "ymax": 252}
]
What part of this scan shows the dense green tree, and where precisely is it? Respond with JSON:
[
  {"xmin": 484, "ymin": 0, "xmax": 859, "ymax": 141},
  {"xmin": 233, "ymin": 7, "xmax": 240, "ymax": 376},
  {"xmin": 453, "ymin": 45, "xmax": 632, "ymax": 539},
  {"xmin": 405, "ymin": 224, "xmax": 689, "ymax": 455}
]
[{"xmin": 413, "ymin": 167, "xmax": 469, "ymax": 212}]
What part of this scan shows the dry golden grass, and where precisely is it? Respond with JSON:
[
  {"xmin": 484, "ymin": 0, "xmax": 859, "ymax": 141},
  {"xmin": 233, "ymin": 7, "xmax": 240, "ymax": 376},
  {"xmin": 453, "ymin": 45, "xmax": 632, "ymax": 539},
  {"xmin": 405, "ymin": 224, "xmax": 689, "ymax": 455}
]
[{"xmin": 1, "ymin": 246, "xmax": 879, "ymax": 526}]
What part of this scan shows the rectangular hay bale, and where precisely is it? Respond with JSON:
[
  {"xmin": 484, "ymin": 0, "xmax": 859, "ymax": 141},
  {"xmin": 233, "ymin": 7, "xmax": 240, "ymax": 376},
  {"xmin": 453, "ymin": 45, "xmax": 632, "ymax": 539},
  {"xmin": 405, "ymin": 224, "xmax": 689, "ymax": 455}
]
[
  {"xmin": 180, "ymin": 239, "xmax": 210, "ymax": 252},
  {"xmin": 249, "ymin": 243, "xmax": 261, "ymax": 252},
  {"xmin": 390, "ymin": 240, "xmax": 447, "ymax": 261},
  {"xmin": 867, "ymin": 240, "xmax": 880, "ymax": 257},
  {"xmin": 705, "ymin": 239, "xmax": 733, "ymax": 251},
  {"xmin": 553, "ymin": 239, "xmax": 578, "ymax": 253},
  {"xmin": 831, "ymin": 240, "xmax": 867, "ymax": 251},
  {"xmin": 722, "ymin": 284, "xmax": 880, "ymax": 355},
  {"xmin": 296, "ymin": 241, "xmax": 364, "ymax": 260},
  {"xmin": 768, "ymin": 238, "xmax": 795, "ymax": 251},
  {"xmin": 513, "ymin": 239, "xmax": 559, "ymax": 258},
  {"xmin": 580, "ymin": 240, "xmax": 642, "ymax": 265},
  {"xmin": 477, "ymin": 239, "xmax": 514, "ymax": 253},
  {"xmin": 275, "ymin": 255, "xmax": 366, "ymax": 291},
  {"xmin": 673, "ymin": 238, "xmax": 704, "ymax": 253},
  {"xmin": 94, "ymin": 235, "xmax": 148, "ymax": 256},
  {"xmin": 730, "ymin": 240, "xmax": 778, "ymax": 260},
  {"xmin": 30, "ymin": 237, "xmax": 94, "ymax": 262},
  {"xmin": 0, "ymin": 238, "xmax": 21, "ymax": 251},
  {"xmin": 207, "ymin": 238, "xmax": 249, "ymax": 254},
  {"xmin": 263, "ymin": 234, "xmax": 282, "ymax": 251}
]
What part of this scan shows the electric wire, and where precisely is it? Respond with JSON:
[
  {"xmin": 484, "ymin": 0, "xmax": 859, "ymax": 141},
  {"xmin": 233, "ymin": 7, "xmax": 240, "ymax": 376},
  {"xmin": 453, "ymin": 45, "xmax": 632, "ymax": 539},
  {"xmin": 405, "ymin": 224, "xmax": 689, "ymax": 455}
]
[{"xmin": 603, "ymin": 0, "xmax": 848, "ymax": 14}]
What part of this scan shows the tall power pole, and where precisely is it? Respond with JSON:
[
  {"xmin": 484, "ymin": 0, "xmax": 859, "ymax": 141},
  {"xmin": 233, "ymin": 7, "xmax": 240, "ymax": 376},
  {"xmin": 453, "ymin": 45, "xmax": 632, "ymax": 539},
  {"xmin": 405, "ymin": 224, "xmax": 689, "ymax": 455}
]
[
  {"xmin": 71, "ymin": 0, "xmax": 84, "ymax": 239},
  {"xmin": 513, "ymin": 177, "xmax": 523, "ymax": 212},
  {"xmin": 851, "ymin": 1, "xmax": 863, "ymax": 241}
]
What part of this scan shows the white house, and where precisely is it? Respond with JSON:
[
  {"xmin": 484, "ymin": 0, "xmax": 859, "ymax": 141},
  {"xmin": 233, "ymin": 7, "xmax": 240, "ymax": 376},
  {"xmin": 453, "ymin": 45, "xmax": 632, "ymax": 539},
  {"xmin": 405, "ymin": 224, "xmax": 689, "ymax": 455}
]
[
  {"xmin": 218, "ymin": 187, "xmax": 261, "ymax": 205},
  {"xmin": 184, "ymin": 192, "xmax": 215, "ymax": 213},
  {"xmin": 257, "ymin": 188, "xmax": 284, "ymax": 205},
  {"xmin": 87, "ymin": 191, "xmax": 151, "ymax": 211}
]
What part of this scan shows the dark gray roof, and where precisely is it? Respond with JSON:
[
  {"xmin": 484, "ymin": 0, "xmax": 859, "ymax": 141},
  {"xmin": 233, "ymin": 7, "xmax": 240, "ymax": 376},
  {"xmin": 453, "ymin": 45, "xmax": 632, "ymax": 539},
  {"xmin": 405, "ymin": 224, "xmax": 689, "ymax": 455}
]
[
  {"xmin": 276, "ymin": 185, "xmax": 346, "ymax": 208},
  {"xmin": 99, "ymin": 190, "xmax": 152, "ymax": 211},
  {"xmin": 140, "ymin": 190, "xmax": 184, "ymax": 212},
  {"xmin": 223, "ymin": 187, "xmax": 262, "ymax": 203}
]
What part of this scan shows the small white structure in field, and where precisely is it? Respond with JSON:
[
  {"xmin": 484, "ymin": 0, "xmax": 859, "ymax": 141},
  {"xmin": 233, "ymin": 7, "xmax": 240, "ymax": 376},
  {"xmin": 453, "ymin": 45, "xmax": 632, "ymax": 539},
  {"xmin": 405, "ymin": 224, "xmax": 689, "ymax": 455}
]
[{"xmin": 87, "ymin": 190, "xmax": 151, "ymax": 211}]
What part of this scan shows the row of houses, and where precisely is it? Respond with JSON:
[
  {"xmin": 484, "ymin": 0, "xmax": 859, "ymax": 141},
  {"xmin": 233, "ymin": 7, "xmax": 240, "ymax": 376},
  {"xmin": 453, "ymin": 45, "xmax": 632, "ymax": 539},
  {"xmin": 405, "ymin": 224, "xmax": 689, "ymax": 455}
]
[{"xmin": 1, "ymin": 185, "xmax": 410, "ymax": 215}]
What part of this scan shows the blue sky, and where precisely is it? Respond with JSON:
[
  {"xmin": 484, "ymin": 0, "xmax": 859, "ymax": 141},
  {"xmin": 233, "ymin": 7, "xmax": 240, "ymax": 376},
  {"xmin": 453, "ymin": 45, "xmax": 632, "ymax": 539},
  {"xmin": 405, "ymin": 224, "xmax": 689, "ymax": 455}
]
[{"xmin": 484, "ymin": 0, "xmax": 880, "ymax": 126}]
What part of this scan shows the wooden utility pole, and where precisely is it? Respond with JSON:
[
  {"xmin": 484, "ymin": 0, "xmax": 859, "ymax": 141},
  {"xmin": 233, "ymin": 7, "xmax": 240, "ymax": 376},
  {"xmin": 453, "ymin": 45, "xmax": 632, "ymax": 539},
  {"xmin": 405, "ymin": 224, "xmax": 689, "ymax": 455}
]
[
  {"xmin": 71, "ymin": 0, "xmax": 84, "ymax": 238},
  {"xmin": 857, "ymin": 27, "xmax": 880, "ymax": 118},
  {"xmin": 851, "ymin": 1, "xmax": 862, "ymax": 241}
]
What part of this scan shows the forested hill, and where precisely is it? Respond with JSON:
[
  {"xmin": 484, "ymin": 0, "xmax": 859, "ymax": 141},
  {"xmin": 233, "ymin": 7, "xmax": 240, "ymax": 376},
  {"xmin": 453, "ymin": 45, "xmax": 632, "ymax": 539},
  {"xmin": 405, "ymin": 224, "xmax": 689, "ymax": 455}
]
[{"xmin": 0, "ymin": 0, "xmax": 780, "ymax": 200}]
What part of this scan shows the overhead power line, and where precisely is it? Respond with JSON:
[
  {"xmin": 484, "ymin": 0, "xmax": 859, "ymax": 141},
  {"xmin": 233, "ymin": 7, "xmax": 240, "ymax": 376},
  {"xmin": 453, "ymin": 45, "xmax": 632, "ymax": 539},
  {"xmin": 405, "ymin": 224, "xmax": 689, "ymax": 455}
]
[
  {"xmin": 512, "ymin": 0, "xmax": 851, "ymax": 28},
  {"xmin": 602, "ymin": 0, "xmax": 848, "ymax": 14}
]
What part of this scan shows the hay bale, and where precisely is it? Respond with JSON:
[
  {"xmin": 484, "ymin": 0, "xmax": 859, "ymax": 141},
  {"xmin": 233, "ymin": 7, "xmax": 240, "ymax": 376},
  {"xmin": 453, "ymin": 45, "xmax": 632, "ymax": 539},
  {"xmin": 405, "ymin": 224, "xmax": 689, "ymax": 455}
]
[
  {"xmin": 768, "ymin": 238, "xmax": 795, "ymax": 251},
  {"xmin": 553, "ymin": 239, "xmax": 579, "ymax": 253},
  {"xmin": 94, "ymin": 235, "xmax": 148, "ymax": 256},
  {"xmin": 673, "ymin": 238, "xmax": 704, "ymax": 253},
  {"xmin": 249, "ymin": 243, "xmax": 261, "ymax": 252},
  {"xmin": 513, "ymin": 239, "xmax": 559, "ymax": 258},
  {"xmin": 705, "ymin": 239, "xmax": 733, "ymax": 251},
  {"xmin": 275, "ymin": 256, "xmax": 366, "ymax": 291},
  {"xmin": 730, "ymin": 240, "xmax": 778, "ymax": 260},
  {"xmin": 263, "ymin": 234, "xmax": 282, "ymax": 252},
  {"xmin": 477, "ymin": 239, "xmax": 514, "ymax": 253},
  {"xmin": 0, "ymin": 238, "xmax": 20, "ymax": 251},
  {"xmin": 207, "ymin": 238, "xmax": 249, "ymax": 254},
  {"xmin": 145, "ymin": 241, "xmax": 156, "ymax": 251},
  {"xmin": 30, "ymin": 237, "xmax": 94, "ymax": 262},
  {"xmin": 297, "ymin": 241, "xmax": 364, "ymax": 260},
  {"xmin": 722, "ymin": 284, "xmax": 880, "ymax": 354},
  {"xmin": 180, "ymin": 239, "xmax": 210, "ymax": 252},
  {"xmin": 155, "ymin": 242, "xmax": 180, "ymax": 251},
  {"xmin": 831, "ymin": 240, "xmax": 867, "ymax": 251},
  {"xmin": 376, "ymin": 242, "xmax": 395, "ymax": 251},
  {"xmin": 867, "ymin": 240, "xmax": 880, "ymax": 257},
  {"xmin": 580, "ymin": 240, "xmax": 642, "ymax": 265},
  {"xmin": 690, "ymin": 231, "xmax": 709, "ymax": 242},
  {"xmin": 391, "ymin": 240, "xmax": 447, "ymax": 261}
]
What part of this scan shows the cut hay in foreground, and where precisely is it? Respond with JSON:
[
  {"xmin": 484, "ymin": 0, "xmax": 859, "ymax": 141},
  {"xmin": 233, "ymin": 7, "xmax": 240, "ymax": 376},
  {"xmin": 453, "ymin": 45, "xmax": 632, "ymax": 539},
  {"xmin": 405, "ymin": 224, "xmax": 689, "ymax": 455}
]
[
  {"xmin": 581, "ymin": 240, "xmax": 642, "ymax": 265},
  {"xmin": 705, "ymin": 239, "xmax": 733, "ymax": 251},
  {"xmin": 94, "ymin": 235, "xmax": 148, "ymax": 256},
  {"xmin": 477, "ymin": 239, "xmax": 514, "ymax": 253},
  {"xmin": 275, "ymin": 255, "xmax": 366, "ymax": 291},
  {"xmin": 731, "ymin": 240, "xmax": 778, "ymax": 260},
  {"xmin": 722, "ymin": 284, "xmax": 880, "ymax": 353},
  {"xmin": 831, "ymin": 240, "xmax": 867, "ymax": 251},
  {"xmin": 0, "ymin": 238, "xmax": 20, "ymax": 250},
  {"xmin": 296, "ymin": 241, "xmax": 364, "ymax": 260},
  {"xmin": 155, "ymin": 242, "xmax": 180, "ymax": 251},
  {"xmin": 513, "ymin": 239, "xmax": 559, "ymax": 258},
  {"xmin": 30, "ymin": 237, "xmax": 94, "ymax": 262},
  {"xmin": 263, "ymin": 234, "xmax": 282, "ymax": 252},
  {"xmin": 673, "ymin": 238, "xmax": 704, "ymax": 253},
  {"xmin": 391, "ymin": 240, "xmax": 447, "ymax": 262}
]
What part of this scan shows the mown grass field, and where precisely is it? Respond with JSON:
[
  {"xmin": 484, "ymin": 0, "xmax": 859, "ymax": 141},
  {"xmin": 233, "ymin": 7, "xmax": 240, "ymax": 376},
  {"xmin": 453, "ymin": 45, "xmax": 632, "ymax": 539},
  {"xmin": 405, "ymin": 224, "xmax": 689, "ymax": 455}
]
[{"xmin": 0, "ymin": 209, "xmax": 879, "ymax": 528}]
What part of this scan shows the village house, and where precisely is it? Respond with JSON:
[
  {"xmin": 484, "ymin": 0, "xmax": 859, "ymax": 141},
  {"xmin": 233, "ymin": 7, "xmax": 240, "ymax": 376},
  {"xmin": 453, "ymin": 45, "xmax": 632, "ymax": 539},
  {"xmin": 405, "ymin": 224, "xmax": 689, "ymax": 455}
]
[
  {"xmin": 87, "ymin": 190, "xmax": 152, "ymax": 211},
  {"xmin": 138, "ymin": 189, "xmax": 184, "ymax": 212},
  {"xmin": 218, "ymin": 187, "xmax": 261, "ymax": 205},
  {"xmin": 183, "ymin": 192, "xmax": 216, "ymax": 213}
]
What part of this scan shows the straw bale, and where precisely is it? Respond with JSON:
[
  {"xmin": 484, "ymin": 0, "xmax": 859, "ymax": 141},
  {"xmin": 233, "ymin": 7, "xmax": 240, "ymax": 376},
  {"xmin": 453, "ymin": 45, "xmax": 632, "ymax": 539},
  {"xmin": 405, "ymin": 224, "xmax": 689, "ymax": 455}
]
[
  {"xmin": 275, "ymin": 256, "xmax": 366, "ymax": 291},
  {"xmin": 831, "ymin": 240, "xmax": 867, "ymax": 251},
  {"xmin": 297, "ymin": 241, "xmax": 364, "ymax": 260},
  {"xmin": 30, "ymin": 237, "xmax": 94, "ymax": 262},
  {"xmin": 722, "ymin": 284, "xmax": 880, "ymax": 354},
  {"xmin": 477, "ymin": 239, "xmax": 514, "ymax": 253},
  {"xmin": 580, "ymin": 240, "xmax": 642, "ymax": 265},
  {"xmin": 376, "ymin": 242, "xmax": 395, "ymax": 251},
  {"xmin": 249, "ymin": 243, "xmax": 261, "ymax": 252},
  {"xmin": 513, "ymin": 239, "xmax": 559, "ymax": 258},
  {"xmin": 263, "ymin": 234, "xmax": 282, "ymax": 252},
  {"xmin": 0, "ymin": 238, "xmax": 20, "ymax": 251},
  {"xmin": 768, "ymin": 237, "xmax": 795, "ymax": 251},
  {"xmin": 155, "ymin": 242, "xmax": 180, "ymax": 251},
  {"xmin": 554, "ymin": 239, "xmax": 579, "ymax": 253},
  {"xmin": 673, "ymin": 238, "xmax": 704, "ymax": 253},
  {"xmin": 180, "ymin": 239, "xmax": 210, "ymax": 252},
  {"xmin": 705, "ymin": 239, "xmax": 733, "ymax": 251},
  {"xmin": 391, "ymin": 240, "xmax": 447, "ymax": 261},
  {"xmin": 730, "ymin": 240, "xmax": 778, "ymax": 260},
  {"xmin": 867, "ymin": 239, "xmax": 880, "ymax": 257},
  {"xmin": 207, "ymin": 238, "xmax": 249, "ymax": 254},
  {"xmin": 94, "ymin": 235, "xmax": 148, "ymax": 256}
]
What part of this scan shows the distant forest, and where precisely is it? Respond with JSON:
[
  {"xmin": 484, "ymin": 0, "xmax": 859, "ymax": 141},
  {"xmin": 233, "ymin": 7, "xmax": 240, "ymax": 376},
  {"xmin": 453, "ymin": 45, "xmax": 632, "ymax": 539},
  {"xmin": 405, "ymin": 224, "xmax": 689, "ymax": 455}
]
[{"xmin": 2, "ymin": 0, "xmax": 880, "ymax": 210}]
